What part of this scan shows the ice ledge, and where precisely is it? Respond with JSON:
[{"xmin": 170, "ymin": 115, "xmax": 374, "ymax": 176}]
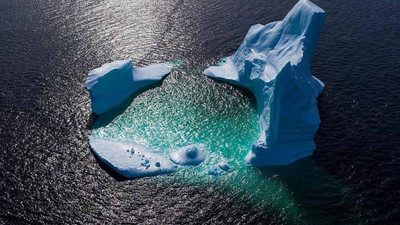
[
  {"xmin": 89, "ymin": 137, "xmax": 210, "ymax": 178},
  {"xmin": 89, "ymin": 137, "xmax": 178, "ymax": 178}
]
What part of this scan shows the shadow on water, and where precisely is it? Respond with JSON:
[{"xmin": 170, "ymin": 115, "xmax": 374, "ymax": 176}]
[
  {"xmin": 256, "ymin": 157, "xmax": 369, "ymax": 225},
  {"xmin": 162, "ymin": 154, "xmax": 367, "ymax": 225},
  {"xmin": 208, "ymin": 77, "xmax": 259, "ymax": 110},
  {"xmin": 91, "ymin": 151, "xmax": 128, "ymax": 182},
  {"xmin": 197, "ymin": 73, "xmax": 369, "ymax": 224}
]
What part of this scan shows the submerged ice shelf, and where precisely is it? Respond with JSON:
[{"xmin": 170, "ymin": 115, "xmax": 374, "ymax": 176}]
[
  {"xmin": 85, "ymin": 0, "xmax": 325, "ymax": 179},
  {"xmin": 204, "ymin": 0, "xmax": 325, "ymax": 166}
]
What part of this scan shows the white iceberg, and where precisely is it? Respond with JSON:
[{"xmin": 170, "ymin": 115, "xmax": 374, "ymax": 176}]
[
  {"xmin": 203, "ymin": 0, "xmax": 326, "ymax": 166},
  {"xmin": 85, "ymin": 60, "xmax": 171, "ymax": 114},
  {"xmin": 218, "ymin": 161, "xmax": 231, "ymax": 171},
  {"xmin": 85, "ymin": 0, "xmax": 326, "ymax": 178},
  {"xmin": 89, "ymin": 137, "xmax": 177, "ymax": 178}
]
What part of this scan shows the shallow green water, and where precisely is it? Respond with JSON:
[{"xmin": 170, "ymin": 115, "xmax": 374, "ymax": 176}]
[{"xmin": 90, "ymin": 63, "xmax": 356, "ymax": 224}]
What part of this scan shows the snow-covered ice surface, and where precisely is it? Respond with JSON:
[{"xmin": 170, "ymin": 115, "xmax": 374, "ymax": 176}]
[
  {"xmin": 89, "ymin": 137, "xmax": 177, "ymax": 178},
  {"xmin": 204, "ymin": 0, "xmax": 326, "ymax": 166},
  {"xmin": 85, "ymin": 60, "xmax": 173, "ymax": 114}
]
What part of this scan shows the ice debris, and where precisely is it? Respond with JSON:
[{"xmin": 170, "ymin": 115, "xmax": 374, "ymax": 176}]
[
  {"xmin": 208, "ymin": 161, "xmax": 231, "ymax": 176},
  {"xmin": 204, "ymin": 0, "xmax": 326, "ymax": 166},
  {"xmin": 169, "ymin": 145, "xmax": 206, "ymax": 166},
  {"xmin": 218, "ymin": 161, "xmax": 231, "ymax": 171}
]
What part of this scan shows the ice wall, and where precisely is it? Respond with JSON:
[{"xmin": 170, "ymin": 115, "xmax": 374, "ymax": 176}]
[{"xmin": 204, "ymin": 0, "xmax": 326, "ymax": 166}]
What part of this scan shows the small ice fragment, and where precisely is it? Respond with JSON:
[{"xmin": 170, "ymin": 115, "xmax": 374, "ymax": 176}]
[
  {"xmin": 208, "ymin": 168, "xmax": 221, "ymax": 176},
  {"xmin": 209, "ymin": 161, "xmax": 231, "ymax": 176},
  {"xmin": 218, "ymin": 161, "xmax": 230, "ymax": 171},
  {"xmin": 169, "ymin": 144, "xmax": 206, "ymax": 166}
]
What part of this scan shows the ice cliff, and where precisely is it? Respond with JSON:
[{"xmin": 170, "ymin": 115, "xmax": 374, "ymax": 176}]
[{"xmin": 204, "ymin": 0, "xmax": 326, "ymax": 166}]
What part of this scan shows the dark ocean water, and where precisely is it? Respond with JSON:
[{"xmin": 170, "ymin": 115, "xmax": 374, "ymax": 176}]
[{"xmin": 1, "ymin": 0, "xmax": 400, "ymax": 224}]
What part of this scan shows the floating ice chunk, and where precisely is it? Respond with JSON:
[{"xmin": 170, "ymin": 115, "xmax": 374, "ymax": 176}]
[
  {"xmin": 218, "ymin": 161, "xmax": 231, "ymax": 171},
  {"xmin": 169, "ymin": 145, "xmax": 206, "ymax": 166},
  {"xmin": 89, "ymin": 137, "xmax": 177, "ymax": 178},
  {"xmin": 208, "ymin": 161, "xmax": 231, "ymax": 176},
  {"xmin": 204, "ymin": 0, "xmax": 326, "ymax": 166},
  {"xmin": 208, "ymin": 168, "xmax": 221, "ymax": 176},
  {"xmin": 85, "ymin": 60, "xmax": 171, "ymax": 114}
]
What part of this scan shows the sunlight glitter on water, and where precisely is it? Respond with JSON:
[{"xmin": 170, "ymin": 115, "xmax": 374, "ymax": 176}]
[{"xmin": 89, "ymin": 62, "xmax": 312, "ymax": 222}]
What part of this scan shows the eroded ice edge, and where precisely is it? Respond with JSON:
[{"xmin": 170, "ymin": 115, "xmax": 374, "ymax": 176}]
[
  {"xmin": 204, "ymin": 0, "xmax": 326, "ymax": 166},
  {"xmin": 86, "ymin": 0, "xmax": 325, "ymax": 178}
]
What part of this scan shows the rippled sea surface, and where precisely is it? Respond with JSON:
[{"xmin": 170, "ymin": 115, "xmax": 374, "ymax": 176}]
[{"xmin": 1, "ymin": 0, "xmax": 400, "ymax": 224}]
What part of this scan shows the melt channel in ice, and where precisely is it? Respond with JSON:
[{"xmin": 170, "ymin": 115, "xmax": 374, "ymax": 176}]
[{"xmin": 203, "ymin": 0, "xmax": 326, "ymax": 166}]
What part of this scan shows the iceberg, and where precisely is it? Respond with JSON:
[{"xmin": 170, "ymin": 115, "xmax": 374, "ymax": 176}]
[
  {"xmin": 85, "ymin": 0, "xmax": 326, "ymax": 179},
  {"xmin": 85, "ymin": 60, "xmax": 171, "ymax": 114},
  {"xmin": 203, "ymin": 0, "xmax": 326, "ymax": 166}
]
